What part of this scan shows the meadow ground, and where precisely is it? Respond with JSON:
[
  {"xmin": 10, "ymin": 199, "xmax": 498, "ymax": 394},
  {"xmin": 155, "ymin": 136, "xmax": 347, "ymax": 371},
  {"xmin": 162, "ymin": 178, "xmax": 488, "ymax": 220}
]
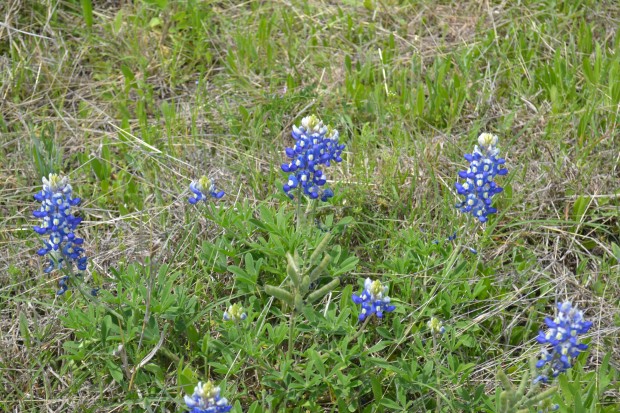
[{"xmin": 0, "ymin": 0, "xmax": 619, "ymax": 412}]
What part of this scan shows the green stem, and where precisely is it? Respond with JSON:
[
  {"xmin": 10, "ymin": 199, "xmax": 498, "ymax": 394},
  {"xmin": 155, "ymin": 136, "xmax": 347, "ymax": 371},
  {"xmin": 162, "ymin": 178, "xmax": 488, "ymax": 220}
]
[
  {"xmin": 295, "ymin": 186, "xmax": 303, "ymax": 232},
  {"xmin": 349, "ymin": 316, "xmax": 371, "ymax": 343},
  {"xmin": 287, "ymin": 310, "xmax": 296, "ymax": 361},
  {"xmin": 433, "ymin": 334, "xmax": 441, "ymax": 413}
]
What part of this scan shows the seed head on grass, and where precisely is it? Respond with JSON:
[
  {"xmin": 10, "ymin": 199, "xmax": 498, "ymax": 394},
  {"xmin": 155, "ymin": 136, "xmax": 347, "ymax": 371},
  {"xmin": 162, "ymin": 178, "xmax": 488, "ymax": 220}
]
[
  {"xmin": 189, "ymin": 176, "xmax": 225, "ymax": 204},
  {"xmin": 184, "ymin": 381, "xmax": 232, "ymax": 413},
  {"xmin": 281, "ymin": 115, "xmax": 345, "ymax": 201},
  {"xmin": 455, "ymin": 133, "xmax": 508, "ymax": 223},
  {"xmin": 352, "ymin": 278, "xmax": 396, "ymax": 322},
  {"xmin": 33, "ymin": 174, "xmax": 87, "ymax": 287},
  {"xmin": 534, "ymin": 301, "xmax": 592, "ymax": 383}
]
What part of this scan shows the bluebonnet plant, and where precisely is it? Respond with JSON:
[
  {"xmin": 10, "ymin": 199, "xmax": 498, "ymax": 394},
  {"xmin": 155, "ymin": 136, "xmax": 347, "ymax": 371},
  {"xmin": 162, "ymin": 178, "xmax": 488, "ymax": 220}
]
[
  {"xmin": 281, "ymin": 115, "xmax": 345, "ymax": 201},
  {"xmin": 223, "ymin": 303, "xmax": 247, "ymax": 322},
  {"xmin": 33, "ymin": 174, "xmax": 87, "ymax": 289},
  {"xmin": 534, "ymin": 301, "xmax": 592, "ymax": 383},
  {"xmin": 189, "ymin": 176, "xmax": 225, "ymax": 204},
  {"xmin": 352, "ymin": 278, "xmax": 396, "ymax": 322},
  {"xmin": 455, "ymin": 133, "xmax": 508, "ymax": 223},
  {"xmin": 184, "ymin": 381, "xmax": 232, "ymax": 413}
]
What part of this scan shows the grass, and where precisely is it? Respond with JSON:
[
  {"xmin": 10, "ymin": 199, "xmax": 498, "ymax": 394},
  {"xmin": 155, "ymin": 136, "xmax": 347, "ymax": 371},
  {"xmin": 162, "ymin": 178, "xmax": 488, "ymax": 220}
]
[{"xmin": 1, "ymin": 0, "xmax": 619, "ymax": 411}]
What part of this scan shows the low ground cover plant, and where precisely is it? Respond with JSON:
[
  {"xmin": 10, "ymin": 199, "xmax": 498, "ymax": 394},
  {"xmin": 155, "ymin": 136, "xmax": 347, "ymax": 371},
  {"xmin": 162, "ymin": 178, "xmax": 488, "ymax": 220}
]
[{"xmin": 1, "ymin": 1, "xmax": 619, "ymax": 412}]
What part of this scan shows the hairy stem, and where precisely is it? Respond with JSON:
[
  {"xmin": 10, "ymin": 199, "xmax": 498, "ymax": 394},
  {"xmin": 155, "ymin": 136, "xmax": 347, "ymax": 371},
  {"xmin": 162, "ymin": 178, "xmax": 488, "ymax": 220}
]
[
  {"xmin": 287, "ymin": 310, "xmax": 296, "ymax": 361},
  {"xmin": 349, "ymin": 316, "xmax": 372, "ymax": 343}
]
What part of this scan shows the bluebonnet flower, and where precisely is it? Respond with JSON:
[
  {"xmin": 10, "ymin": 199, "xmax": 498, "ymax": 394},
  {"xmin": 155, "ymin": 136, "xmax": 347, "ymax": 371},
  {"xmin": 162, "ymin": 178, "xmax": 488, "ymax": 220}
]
[
  {"xmin": 281, "ymin": 115, "xmax": 345, "ymax": 201},
  {"xmin": 33, "ymin": 174, "xmax": 87, "ymax": 280},
  {"xmin": 184, "ymin": 381, "xmax": 232, "ymax": 413},
  {"xmin": 534, "ymin": 301, "xmax": 592, "ymax": 383},
  {"xmin": 455, "ymin": 133, "xmax": 508, "ymax": 223},
  {"xmin": 223, "ymin": 303, "xmax": 247, "ymax": 322},
  {"xmin": 57, "ymin": 275, "xmax": 69, "ymax": 295},
  {"xmin": 432, "ymin": 231, "xmax": 458, "ymax": 245},
  {"xmin": 189, "ymin": 176, "xmax": 225, "ymax": 204},
  {"xmin": 536, "ymin": 400, "xmax": 559, "ymax": 413},
  {"xmin": 352, "ymin": 278, "xmax": 396, "ymax": 322},
  {"xmin": 427, "ymin": 317, "xmax": 446, "ymax": 335}
]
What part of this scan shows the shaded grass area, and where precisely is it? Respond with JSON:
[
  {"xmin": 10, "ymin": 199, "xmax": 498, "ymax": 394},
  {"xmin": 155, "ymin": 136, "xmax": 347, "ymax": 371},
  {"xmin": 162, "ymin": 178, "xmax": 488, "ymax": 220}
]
[{"xmin": 1, "ymin": 0, "xmax": 619, "ymax": 411}]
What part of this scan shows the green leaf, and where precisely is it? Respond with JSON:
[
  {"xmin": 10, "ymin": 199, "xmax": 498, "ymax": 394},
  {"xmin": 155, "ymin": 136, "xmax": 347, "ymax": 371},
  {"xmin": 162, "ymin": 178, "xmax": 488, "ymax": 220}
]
[
  {"xmin": 120, "ymin": 64, "xmax": 135, "ymax": 89},
  {"xmin": 473, "ymin": 278, "xmax": 489, "ymax": 298},
  {"xmin": 456, "ymin": 334, "xmax": 476, "ymax": 349},
  {"xmin": 144, "ymin": 363, "xmax": 165, "ymax": 382},
  {"xmin": 112, "ymin": 9, "xmax": 123, "ymax": 35},
  {"xmin": 345, "ymin": 55, "xmax": 352, "ymax": 72},
  {"xmin": 379, "ymin": 398, "xmax": 402, "ymax": 409},
  {"xmin": 308, "ymin": 349, "xmax": 326, "ymax": 377},
  {"xmin": 101, "ymin": 315, "xmax": 111, "ymax": 345},
  {"xmin": 19, "ymin": 312, "xmax": 31, "ymax": 349},
  {"xmin": 332, "ymin": 256, "xmax": 358, "ymax": 277},
  {"xmin": 572, "ymin": 196, "xmax": 589, "ymax": 222},
  {"xmin": 247, "ymin": 401, "xmax": 263, "ymax": 413},
  {"xmin": 371, "ymin": 376, "xmax": 383, "ymax": 403},
  {"xmin": 80, "ymin": 0, "xmax": 93, "ymax": 28},
  {"xmin": 106, "ymin": 360, "xmax": 124, "ymax": 383},
  {"xmin": 143, "ymin": 0, "xmax": 168, "ymax": 8},
  {"xmin": 611, "ymin": 242, "xmax": 620, "ymax": 263},
  {"xmin": 148, "ymin": 17, "xmax": 162, "ymax": 28},
  {"xmin": 178, "ymin": 364, "xmax": 196, "ymax": 394},
  {"xmin": 228, "ymin": 265, "xmax": 257, "ymax": 287},
  {"xmin": 366, "ymin": 341, "xmax": 389, "ymax": 354}
]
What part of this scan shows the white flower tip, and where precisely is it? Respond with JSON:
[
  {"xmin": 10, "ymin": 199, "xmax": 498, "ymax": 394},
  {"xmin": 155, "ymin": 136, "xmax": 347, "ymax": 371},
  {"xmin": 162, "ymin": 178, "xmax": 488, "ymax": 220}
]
[
  {"xmin": 184, "ymin": 395, "xmax": 197, "ymax": 407},
  {"xmin": 301, "ymin": 115, "xmax": 323, "ymax": 132},
  {"xmin": 478, "ymin": 133, "xmax": 498, "ymax": 147}
]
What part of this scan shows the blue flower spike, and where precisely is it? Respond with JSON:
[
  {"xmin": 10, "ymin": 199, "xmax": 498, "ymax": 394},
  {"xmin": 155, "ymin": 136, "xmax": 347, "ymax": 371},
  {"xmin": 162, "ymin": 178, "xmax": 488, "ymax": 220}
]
[
  {"xmin": 223, "ymin": 303, "xmax": 247, "ymax": 322},
  {"xmin": 536, "ymin": 399, "xmax": 560, "ymax": 413},
  {"xmin": 455, "ymin": 133, "xmax": 508, "ymax": 223},
  {"xmin": 427, "ymin": 317, "xmax": 446, "ymax": 335},
  {"xmin": 352, "ymin": 278, "xmax": 396, "ymax": 322},
  {"xmin": 534, "ymin": 301, "xmax": 592, "ymax": 383},
  {"xmin": 184, "ymin": 381, "xmax": 232, "ymax": 413},
  {"xmin": 189, "ymin": 176, "xmax": 225, "ymax": 204},
  {"xmin": 33, "ymin": 173, "xmax": 88, "ymax": 292},
  {"xmin": 281, "ymin": 115, "xmax": 345, "ymax": 201}
]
